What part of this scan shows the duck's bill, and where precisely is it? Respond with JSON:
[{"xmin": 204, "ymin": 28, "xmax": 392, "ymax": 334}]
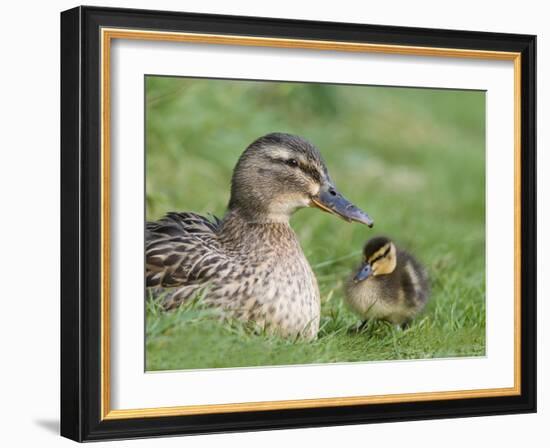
[
  {"xmin": 354, "ymin": 262, "xmax": 373, "ymax": 282},
  {"xmin": 310, "ymin": 184, "xmax": 374, "ymax": 227}
]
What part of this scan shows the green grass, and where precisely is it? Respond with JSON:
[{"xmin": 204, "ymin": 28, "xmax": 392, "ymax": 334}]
[{"xmin": 145, "ymin": 76, "xmax": 486, "ymax": 371}]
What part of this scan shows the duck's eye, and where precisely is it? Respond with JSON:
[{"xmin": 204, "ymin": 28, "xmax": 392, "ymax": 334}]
[{"xmin": 286, "ymin": 158, "xmax": 299, "ymax": 167}]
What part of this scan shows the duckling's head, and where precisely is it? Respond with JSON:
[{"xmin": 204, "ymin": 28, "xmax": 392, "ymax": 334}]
[
  {"xmin": 354, "ymin": 236, "xmax": 397, "ymax": 282},
  {"xmin": 228, "ymin": 133, "xmax": 373, "ymax": 225}
]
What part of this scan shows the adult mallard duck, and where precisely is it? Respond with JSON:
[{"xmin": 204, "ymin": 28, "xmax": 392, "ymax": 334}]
[
  {"xmin": 345, "ymin": 236, "xmax": 430, "ymax": 329},
  {"xmin": 146, "ymin": 133, "xmax": 373, "ymax": 340}
]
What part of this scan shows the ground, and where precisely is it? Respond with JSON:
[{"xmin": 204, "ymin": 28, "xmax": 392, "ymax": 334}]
[{"xmin": 145, "ymin": 77, "xmax": 486, "ymax": 371}]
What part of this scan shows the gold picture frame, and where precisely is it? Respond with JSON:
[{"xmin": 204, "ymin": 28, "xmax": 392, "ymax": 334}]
[{"xmin": 61, "ymin": 6, "xmax": 536, "ymax": 441}]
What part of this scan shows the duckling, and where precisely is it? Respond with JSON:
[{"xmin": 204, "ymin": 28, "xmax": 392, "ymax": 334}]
[
  {"xmin": 146, "ymin": 133, "xmax": 374, "ymax": 340},
  {"xmin": 345, "ymin": 236, "xmax": 429, "ymax": 329}
]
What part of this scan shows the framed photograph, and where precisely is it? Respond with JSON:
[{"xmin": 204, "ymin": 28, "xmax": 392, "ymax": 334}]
[{"xmin": 60, "ymin": 6, "xmax": 536, "ymax": 442}]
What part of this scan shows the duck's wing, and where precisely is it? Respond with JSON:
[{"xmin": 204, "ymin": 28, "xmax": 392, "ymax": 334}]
[{"xmin": 145, "ymin": 212, "xmax": 225, "ymax": 289}]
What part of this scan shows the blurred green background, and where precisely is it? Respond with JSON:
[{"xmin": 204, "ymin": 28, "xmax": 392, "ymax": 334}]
[{"xmin": 145, "ymin": 76, "xmax": 486, "ymax": 371}]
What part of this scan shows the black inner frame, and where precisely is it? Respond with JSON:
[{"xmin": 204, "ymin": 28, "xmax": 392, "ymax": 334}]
[{"xmin": 60, "ymin": 6, "xmax": 536, "ymax": 442}]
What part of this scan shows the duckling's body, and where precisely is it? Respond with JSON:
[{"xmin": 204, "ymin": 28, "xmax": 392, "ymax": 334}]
[
  {"xmin": 345, "ymin": 236, "xmax": 429, "ymax": 327},
  {"xmin": 146, "ymin": 133, "xmax": 373, "ymax": 340}
]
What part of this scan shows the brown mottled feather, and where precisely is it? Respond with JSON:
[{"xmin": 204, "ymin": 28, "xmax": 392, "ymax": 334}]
[
  {"xmin": 146, "ymin": 210, "xmax": 320, "ymax": 339},
  {"xmin": 146, "ymin": 212, "xmax": 224, "ymax": 289}
]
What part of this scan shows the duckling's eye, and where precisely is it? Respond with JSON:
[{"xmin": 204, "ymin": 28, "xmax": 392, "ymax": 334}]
[{"xmin": 285, "ymin": 158, "xmax": 299, "ymax": 167}]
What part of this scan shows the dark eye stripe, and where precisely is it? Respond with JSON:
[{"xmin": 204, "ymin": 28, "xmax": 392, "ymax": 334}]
[
  {"xmin": 275, "ymin": 158, "xmax": 322, "ymax": 183},
  {"xmin": 298, "ymin": 164, "xmax": 322, "ymax": 183},
  {"xmin": 370, "ymin": 245, "xmax": 391, "ymax": 264}
]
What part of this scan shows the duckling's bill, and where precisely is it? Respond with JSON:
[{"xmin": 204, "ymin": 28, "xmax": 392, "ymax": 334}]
[
  {"xmin": 353, "ymin": 262, "xmax": 373, "ymax": 282},
  {"xmin": 310, "ymin": 183, "xmax": 374, "ymax": 227}
]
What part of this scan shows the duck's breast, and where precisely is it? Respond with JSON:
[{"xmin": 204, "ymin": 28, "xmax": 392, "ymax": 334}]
[{"xmin": 209, "ymin": 224, "xmax": 320, "ymax": 339}]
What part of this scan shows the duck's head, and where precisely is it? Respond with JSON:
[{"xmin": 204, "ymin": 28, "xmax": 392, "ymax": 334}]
[
  {"xmin": 354, "ymin": 236, "xmax": 397, "ymax": 282},
  {"xmin": 228, "ymin": 133, "xmax": 374, "ymax": 225}
]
